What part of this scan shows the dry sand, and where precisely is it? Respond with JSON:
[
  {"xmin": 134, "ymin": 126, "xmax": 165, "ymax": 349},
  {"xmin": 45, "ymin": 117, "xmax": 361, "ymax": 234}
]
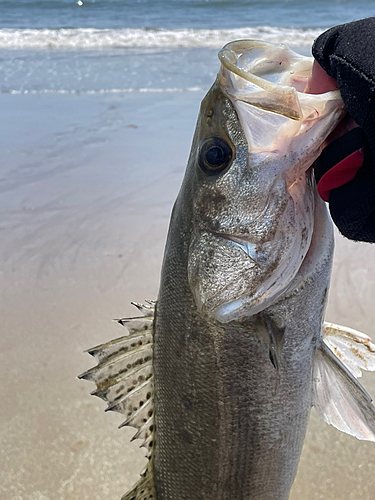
[{"xmin": 1, "ymin": 92, "xmax": 375, "ymax": 500}]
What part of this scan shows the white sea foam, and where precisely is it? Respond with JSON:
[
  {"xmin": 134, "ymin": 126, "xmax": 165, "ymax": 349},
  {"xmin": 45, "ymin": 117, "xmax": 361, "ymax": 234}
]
[
  {"xmin": 0, "ymin": 27, "xmax": 321, "ymax": 50},
  {"xmin": 4, "ymin": 87, "xmax": 204, "ymax": 95}
]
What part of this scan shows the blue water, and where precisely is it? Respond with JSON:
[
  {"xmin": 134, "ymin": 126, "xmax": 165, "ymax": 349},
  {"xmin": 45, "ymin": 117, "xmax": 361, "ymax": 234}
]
[
  {"xmin": 1, "ymin": 0, "xmax": 374, "ymax": 30},
  {"xmin": 0, "ymin": 1, "xmax": 374, "ymax": 93}
]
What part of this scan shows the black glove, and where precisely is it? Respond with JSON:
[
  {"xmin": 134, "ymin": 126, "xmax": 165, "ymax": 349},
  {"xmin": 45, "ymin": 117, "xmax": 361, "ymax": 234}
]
[{"xmin": 312, "ymin": 18, "xmax": 375, "ymax": 242}]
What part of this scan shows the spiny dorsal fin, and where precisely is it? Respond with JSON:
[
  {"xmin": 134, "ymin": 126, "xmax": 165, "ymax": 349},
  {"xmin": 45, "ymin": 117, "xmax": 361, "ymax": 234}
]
[
  {"xmin": 129, "ymin": 301, "xmax": 155, "ymax": 318},
  {"xmin": 79, "ymin": 301, "xmax": 156, "ymax": 500},
  {"xmin": 121, "ymin": 467, "xmax": 156, "ymax": 500}
]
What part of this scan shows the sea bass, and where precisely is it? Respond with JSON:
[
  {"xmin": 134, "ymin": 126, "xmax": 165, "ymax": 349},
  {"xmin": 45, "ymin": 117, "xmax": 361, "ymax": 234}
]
[{"xmin": 80, "ymin": 41, "xmax": 375, "ymax": 500}]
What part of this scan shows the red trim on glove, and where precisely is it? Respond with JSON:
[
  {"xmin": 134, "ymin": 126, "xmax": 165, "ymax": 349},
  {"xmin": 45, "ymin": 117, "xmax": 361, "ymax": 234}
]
[{"xmin": 317, "ymin": 149, "xmax": 364, "ymax": 202}]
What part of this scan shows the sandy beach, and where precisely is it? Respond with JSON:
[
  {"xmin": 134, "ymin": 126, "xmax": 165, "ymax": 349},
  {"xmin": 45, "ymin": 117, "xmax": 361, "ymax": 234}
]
[
  {"xmin": 1, "ymin": 87, "xmax": 375, "ymax": 500},
  {"xmin": 0, "ymin": 90, "xmax": 200, "ymax": 500}
]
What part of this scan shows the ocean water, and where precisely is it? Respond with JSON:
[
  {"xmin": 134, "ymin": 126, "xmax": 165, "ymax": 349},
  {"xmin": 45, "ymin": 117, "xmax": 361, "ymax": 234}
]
[{"xmin": 1, "ymin": 0, "xmax": 374, "ymax": 94}]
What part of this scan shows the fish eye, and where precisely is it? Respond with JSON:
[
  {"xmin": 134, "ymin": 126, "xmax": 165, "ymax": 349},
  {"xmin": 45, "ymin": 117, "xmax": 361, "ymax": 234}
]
[{"xmin": 198, "ymin": 137, "xmax": 233, "ymax": 175}]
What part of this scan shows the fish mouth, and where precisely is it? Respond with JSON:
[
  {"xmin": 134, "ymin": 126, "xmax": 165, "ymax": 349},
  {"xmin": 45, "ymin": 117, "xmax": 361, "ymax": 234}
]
[
  {"xmin": 219, "ymin": 39, "xmax": 304, "ymax": 120},
  {"xmin": 218, "ymin": 39, "xmax": 342, "ymax": 120},
  {"xmin": 218, "ymin": 39, "xmax": 344, "ymax": 158}
]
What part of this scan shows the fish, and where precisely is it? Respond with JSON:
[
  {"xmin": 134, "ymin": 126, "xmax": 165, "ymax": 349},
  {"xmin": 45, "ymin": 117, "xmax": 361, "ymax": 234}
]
[{"xmin": 79, "ymin": 40, "xmax": 375, "ymax": 500}]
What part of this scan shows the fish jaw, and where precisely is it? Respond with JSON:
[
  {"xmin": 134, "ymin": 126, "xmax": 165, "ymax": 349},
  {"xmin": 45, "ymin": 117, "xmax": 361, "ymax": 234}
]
[{"xmin": 185, "ymin": 41, "xmax": 345, "ymax": 323}]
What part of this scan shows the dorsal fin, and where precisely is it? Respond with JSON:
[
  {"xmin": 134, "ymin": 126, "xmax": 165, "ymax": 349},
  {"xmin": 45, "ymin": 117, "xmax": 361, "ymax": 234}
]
[
  {"xmin": 121, "ymin": 469, "xmax": 155, "ymax": 500},
  {"xmin": 79, "ymin": 301, "xmax": 156, "ymax": 500}
]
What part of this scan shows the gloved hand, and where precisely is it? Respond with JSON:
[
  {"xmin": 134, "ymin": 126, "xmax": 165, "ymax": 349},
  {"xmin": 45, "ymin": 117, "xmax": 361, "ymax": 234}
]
[{"xmin": 310, "ymin": 18, "xmax": 375, "ymax": 242}]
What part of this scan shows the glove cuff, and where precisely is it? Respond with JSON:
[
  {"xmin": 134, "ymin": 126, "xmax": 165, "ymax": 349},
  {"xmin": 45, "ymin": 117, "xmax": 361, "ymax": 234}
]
[{"xmin": 314, "ymin": 128, "xmax": 365, "ymax": 201}]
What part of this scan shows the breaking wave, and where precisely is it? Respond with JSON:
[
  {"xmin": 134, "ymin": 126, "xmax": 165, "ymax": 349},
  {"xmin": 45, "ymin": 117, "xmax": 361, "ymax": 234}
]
[
  {"xmin": 3, "ymin": 87, "xmax": 205, "ymax": 95},
  {"xmin": 0, "ymin": 26, "xmax": 321, "ymax": 49}
]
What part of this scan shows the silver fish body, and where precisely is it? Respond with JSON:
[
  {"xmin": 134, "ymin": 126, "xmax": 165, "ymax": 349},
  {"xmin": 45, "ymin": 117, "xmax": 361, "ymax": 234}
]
[
  {"xmin": 81, "ymin": 41, "xmax": 375, "ymax": 500},
  {"xmin": 153, "ymin": 81, "xmax": 334, "ymax": 500}
]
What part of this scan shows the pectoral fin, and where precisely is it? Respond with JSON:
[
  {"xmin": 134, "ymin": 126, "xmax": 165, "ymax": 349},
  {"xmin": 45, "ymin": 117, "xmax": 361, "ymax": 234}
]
[
  {"xmin": 323, "ymin": 321, "xmax": 375, "ymax": 378},
  {"xmin": 313, "ymin": 341, "xmax": 375, "ymax": 442}
]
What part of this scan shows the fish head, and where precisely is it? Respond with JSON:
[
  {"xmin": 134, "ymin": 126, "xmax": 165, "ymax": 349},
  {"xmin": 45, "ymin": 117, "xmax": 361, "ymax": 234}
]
[{"xmin": 183, "ymin": 40, "xmax": 345, "ymax": 323}]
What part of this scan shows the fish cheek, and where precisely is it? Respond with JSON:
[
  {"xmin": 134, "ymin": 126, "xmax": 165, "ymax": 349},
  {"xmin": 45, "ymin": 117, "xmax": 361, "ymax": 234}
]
[
  {"xmin": 187, "ymin": 231, "xmax": 260, "ymax": 316},
  {"xmin": 194, "ymin": 188, "xmax": 228, "ymax": 232}
]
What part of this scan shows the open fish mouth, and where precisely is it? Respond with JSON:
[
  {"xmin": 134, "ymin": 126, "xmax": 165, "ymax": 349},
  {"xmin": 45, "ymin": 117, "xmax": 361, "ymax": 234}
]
[
  {"xmin": 218, "ymin": 39, "xmax": 307, "ymax": 120},
  {"xmin": 218, "ymin": 39, "xmax": 345, "ymax": 161}
]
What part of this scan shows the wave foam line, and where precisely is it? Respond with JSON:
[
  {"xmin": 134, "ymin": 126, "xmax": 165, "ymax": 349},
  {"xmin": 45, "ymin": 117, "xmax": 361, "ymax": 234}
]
[
  {"xmin": 3, "ymin": 87, "xmax": 204, "ymax": 95},
  {"xmin": 0, "ymin": 27, "xmax": 321, "ymax": 49}
]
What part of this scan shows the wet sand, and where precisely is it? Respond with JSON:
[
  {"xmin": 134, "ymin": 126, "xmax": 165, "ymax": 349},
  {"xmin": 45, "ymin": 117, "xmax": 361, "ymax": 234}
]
[{"xmin": 1, "ymin": 91, "xmax": 375, "ymax": 500}]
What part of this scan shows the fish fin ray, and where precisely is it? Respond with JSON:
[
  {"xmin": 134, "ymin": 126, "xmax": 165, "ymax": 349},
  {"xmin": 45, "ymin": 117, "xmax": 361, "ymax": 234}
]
[
  {"xmin": 323, "ymin": 321, "xmax": 375, "ymax": 378},
  {"xmin": 86, "ymin": 320, "xmax": 153, "ymax": 364},
  {"xmin": 313, "ymin": 341, "xmax": 375, "ymax": 441},
  {"xmin": 130, "ymin": 301, "xmax": 155, "ymax": 317},
  {"xmin": 131, "ymin": 417, "xmax": 154, "ymax": 443},
  {"xmin": 121, "ymin": 465, "xmax": 155, "ymax": 500},
  {"xmin": 79, "ymin": 301, "xmax": 155, "ymax": 452},
  {"xmin": 79, "ymin": 343, "xmax": 153, "ymax": 389}
]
